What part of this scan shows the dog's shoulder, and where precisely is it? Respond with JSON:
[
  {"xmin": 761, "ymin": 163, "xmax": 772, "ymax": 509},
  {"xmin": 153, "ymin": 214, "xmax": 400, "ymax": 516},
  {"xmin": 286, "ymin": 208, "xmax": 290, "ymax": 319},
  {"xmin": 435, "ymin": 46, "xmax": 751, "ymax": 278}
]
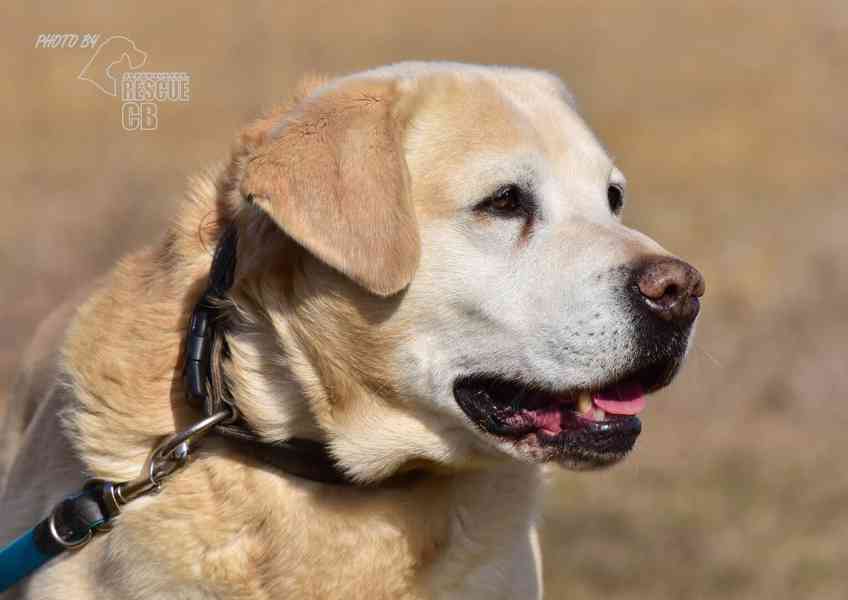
[
  {"xmin": 0, "ymin": 287, "xmax": 95, "ymax": 548},
  {"xmin": 0, "ymin": 288, "xmax": 94, "ymax": 480}
]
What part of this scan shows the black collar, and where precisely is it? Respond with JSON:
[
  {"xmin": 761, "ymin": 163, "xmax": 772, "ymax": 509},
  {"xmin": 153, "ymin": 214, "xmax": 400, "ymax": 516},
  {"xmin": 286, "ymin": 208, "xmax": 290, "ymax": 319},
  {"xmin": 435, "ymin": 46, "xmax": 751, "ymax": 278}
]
[{"xmin": 182, "ymin": 223, "xmax": 356, "ymax": 486}]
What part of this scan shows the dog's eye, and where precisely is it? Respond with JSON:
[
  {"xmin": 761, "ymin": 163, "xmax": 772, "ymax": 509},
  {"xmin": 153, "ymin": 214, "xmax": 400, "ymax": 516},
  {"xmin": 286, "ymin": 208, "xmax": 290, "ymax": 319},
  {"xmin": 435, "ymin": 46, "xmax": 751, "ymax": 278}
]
[
  {"xmin": 475, "ymin": 184, "xmax": 534, "ymax": 218},
  {"xmin": 607, "ymin": 184, "xmax": 625, "ymax": 214}
]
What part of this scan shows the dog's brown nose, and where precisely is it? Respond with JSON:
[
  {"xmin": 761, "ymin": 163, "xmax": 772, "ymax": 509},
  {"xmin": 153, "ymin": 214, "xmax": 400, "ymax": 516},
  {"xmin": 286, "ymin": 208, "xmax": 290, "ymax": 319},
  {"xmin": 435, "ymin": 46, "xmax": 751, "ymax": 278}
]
[{"xmin": 634, "ymin": 257, "xmax": 705, "ymax": 324}]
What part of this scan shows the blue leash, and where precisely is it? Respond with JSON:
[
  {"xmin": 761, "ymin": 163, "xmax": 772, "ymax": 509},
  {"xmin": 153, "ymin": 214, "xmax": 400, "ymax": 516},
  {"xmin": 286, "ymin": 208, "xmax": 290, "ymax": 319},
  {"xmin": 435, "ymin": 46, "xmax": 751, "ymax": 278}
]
[
  {"xmin": 0, "ymin": 410, "xmax": 230, "ymax": 592},
  {"xmin": 0, "ymin": 528, "xmax": 54, "ymax": 590},
  {"xmin": 0, "ymin": 484, "xmax": 111, "ymax": 592}
]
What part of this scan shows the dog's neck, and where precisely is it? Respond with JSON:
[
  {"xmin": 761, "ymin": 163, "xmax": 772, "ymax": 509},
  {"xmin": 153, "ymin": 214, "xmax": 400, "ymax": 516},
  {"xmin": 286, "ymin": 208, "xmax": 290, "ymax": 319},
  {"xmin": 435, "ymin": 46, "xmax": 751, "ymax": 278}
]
[
  {"xmin": 55, "ymin": 172, "xmax": 545, "ymax": 598},
  {"xmin": 62, "ymin": 179, "xmax": 442, "ymax": 486}
]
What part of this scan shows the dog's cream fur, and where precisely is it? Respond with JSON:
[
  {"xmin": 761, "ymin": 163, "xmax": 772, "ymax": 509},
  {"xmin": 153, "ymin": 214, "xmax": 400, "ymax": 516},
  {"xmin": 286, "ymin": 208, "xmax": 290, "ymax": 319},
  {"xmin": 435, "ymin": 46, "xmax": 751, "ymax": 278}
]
[{"xmin": 0, "ymin": 62, "xmax": 682, "ymax": 599}]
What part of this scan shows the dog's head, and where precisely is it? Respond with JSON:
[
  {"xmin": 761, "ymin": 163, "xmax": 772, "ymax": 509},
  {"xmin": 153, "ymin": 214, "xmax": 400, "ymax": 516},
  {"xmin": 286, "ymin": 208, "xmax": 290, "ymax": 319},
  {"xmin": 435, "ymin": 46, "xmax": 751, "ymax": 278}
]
[{"xmin": 224, "ymin": 63, "xmax": 704, "ymax": 482}]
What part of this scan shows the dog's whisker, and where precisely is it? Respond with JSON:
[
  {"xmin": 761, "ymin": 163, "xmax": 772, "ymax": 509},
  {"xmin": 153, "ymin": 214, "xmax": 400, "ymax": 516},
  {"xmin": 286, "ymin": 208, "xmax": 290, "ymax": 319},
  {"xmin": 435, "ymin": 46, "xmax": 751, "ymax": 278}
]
[{"xmin": 692, "ymin": 342, "xmax": 722, "ymax": 369}]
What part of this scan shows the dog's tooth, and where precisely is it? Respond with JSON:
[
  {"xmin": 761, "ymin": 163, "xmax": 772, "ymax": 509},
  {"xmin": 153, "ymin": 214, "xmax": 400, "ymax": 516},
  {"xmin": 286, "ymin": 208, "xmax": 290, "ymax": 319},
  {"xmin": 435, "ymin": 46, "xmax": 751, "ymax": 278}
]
[
  {"xmin": 593, "ymin": 408, "xmax": 606, "ymax": 421},
  {"xmin": 577, "ymin": 391, "xmax": 592, "ymax": 415}
]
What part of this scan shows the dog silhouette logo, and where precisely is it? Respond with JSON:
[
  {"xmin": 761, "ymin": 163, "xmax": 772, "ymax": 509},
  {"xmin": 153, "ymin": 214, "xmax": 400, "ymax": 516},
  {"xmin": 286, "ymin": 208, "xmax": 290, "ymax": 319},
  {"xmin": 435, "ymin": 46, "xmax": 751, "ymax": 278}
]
[{"xmin": 78, "ymin": 35, "xmax": 148, "ymax": 97}]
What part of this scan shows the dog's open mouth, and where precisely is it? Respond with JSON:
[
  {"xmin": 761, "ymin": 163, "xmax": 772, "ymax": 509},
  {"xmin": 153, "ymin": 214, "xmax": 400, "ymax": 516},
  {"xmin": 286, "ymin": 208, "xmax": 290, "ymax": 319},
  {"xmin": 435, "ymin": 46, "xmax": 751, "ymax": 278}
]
[{"xmin": 453, "ymin": 359, "xmax": 678, "ymax": 468}]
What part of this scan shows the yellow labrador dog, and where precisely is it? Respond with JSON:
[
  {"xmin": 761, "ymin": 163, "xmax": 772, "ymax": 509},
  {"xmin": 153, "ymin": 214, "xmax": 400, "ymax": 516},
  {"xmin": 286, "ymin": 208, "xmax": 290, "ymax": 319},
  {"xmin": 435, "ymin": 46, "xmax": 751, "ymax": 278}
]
[{"xmin": 0, "ymin": 62, "xmax": 704, "ymax": 599}]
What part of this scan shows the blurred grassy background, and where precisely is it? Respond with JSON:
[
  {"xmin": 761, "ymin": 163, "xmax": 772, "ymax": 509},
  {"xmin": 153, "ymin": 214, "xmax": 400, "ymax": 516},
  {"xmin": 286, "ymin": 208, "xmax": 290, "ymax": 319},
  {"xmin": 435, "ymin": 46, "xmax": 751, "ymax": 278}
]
[{"xmin": 2, "ymin": 2, "xmax": 846, "ymax": 597}]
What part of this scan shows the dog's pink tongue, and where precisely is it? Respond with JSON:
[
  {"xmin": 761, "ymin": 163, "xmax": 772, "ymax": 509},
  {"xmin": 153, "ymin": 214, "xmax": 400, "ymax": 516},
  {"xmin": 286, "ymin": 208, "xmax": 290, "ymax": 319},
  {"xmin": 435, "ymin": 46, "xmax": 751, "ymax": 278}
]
[{"xmin": 592, "ymin": 382, "xmax": 646, "ymax": 415}]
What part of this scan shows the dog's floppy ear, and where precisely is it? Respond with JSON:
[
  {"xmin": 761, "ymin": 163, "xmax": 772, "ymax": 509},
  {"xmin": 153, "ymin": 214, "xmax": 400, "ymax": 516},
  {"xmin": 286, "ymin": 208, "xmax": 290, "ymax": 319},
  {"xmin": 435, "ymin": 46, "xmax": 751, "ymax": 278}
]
[{"xmin": 240, "ymin": 78, "xmax": 419, "ymax": 296}]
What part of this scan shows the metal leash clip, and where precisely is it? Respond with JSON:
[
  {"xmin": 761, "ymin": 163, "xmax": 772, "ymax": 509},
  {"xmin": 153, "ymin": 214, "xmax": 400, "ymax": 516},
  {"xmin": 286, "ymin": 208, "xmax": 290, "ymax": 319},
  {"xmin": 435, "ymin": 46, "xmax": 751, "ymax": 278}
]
[
  {"xmin": 0, "ymin": 408, "xmax": 238, "ymax": 594},
  {"xmin": 109, "ymin": 409, "xmax": 234, "ymax": 508},
  {"xmin": 35, "ymin": 407, "xmax": 237, "ymax": 559}
]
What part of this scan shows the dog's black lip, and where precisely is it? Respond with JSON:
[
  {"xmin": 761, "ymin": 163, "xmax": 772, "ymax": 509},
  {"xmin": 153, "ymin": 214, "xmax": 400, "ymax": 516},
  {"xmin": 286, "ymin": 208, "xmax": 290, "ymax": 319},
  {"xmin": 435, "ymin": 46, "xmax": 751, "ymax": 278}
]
[
  {"xmin": 453, "ymin": 375, "xmax": 643, "ymax": 463},
  {"xmin": 625, "ymin": 356, "xmax": 681, "ymax": 394},
  {"xmin": 536, "ymin": 415, "xmax": 641, "ymax": 456},
  {"xmin": 451, "ymin": 360, "xmax": 676, "ymax": 464}
]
